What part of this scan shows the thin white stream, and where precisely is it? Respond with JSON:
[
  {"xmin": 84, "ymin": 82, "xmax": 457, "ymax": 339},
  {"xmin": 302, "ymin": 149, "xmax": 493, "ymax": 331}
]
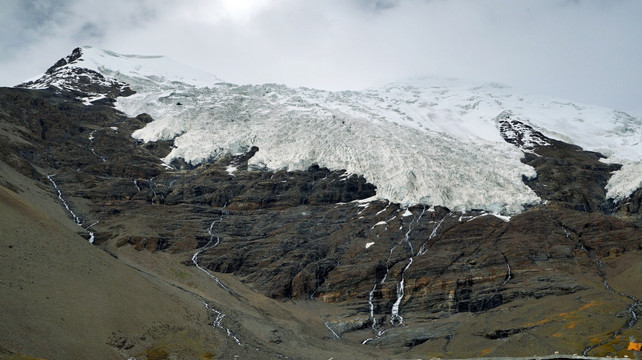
[
  {"xmin": 390, "ymin": 206, "xmax": 426, "ymax": 326},
  {"xmin": 85, "ymin": 220, "xmax": 99, "ymax": 244},
  {"xmin": 367, "ymin": 230, "xmax": 399, "ymax": 330},
  {"xmin": 191, "ymin": 215, "xmax": 230, "ymax": 292},
  {"xmin": 325, "ymin": 322, "xmax": 340, "ymax": 339},
  {"xmin": 91, "ymin": 148, "xmax": 106, "ymax": 162},
  {"xmin": 88, "ymin": 130, "xmax": 106, "ymax": 162},
  {"xmin": 148, "ymin": 177, "xmax": 161, "ymax": 203},
  {"xmin": 195, "ymin": 207, "xmax": 244, "ymax": 346},
  {"xmin": 364, "ymin": 210, "xmax": 450, "ymax": 344},
  {"xmin": 366, "ymin": 209, "xmax": 402, "ymax": 329},
  {"xmin": 389, "ymin": 258, "xmax": 412, "ymax": 326},
  {"xmin": 417, "ymin": 212, "xmax": 450, "ymax": 256},
  {"xmin": 47, "ymin": 174, "xmax": 95, "ymax": 243},
  {"xmin": 203, "ymin": 302, "xmax": 243, "ymax": 346}
]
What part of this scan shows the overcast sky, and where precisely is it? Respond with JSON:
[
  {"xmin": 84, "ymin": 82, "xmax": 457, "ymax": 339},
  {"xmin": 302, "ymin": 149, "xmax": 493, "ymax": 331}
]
[{"xmin": 1, "ymin": 0, "xmax": 640, "ymax": 113}]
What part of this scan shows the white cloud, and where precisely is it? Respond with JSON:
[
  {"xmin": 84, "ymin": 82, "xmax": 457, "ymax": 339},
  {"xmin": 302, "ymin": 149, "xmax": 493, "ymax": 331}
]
[{"xmin": 1, "ymin": 0, "xmax": 641, "ymax": 113}]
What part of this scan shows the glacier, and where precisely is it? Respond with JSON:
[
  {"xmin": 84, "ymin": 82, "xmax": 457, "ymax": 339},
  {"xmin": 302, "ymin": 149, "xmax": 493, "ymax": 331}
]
[{"xmin": 21, "ymin": 47, "xmax": 642, "ymax": 214}]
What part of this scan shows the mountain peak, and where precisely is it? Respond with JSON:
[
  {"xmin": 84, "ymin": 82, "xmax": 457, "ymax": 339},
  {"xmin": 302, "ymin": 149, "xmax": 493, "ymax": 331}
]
[
  {"xmin": 17, "ymin": 46, "xmax": 222, "ymax": 98},
  {"xmin": 46, "ymin": 47, "xmax": 84, "ymax": 74},
  {"xmin": 16, "ymin": 47, "xmax": 134, "ymax": 104}
]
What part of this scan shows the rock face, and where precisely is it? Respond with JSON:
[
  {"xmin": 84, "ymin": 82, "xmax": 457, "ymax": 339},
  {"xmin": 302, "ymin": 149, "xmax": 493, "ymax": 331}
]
[{"xmin": 1, "ymin": 53, "xmax": 642, "ymax": 359}]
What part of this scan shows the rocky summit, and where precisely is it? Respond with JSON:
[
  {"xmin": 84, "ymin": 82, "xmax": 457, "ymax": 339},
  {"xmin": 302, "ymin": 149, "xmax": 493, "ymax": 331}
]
[{"xmin": 0, "ymin": 48, "xmax": 641, "ymax": 360}]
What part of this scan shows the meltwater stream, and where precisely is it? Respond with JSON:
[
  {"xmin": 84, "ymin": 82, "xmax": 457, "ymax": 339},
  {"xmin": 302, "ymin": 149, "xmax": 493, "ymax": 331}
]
[
  {"xmin": 88, "ymin": 130, "xmax": 106, "ymax": 162},
  {"xmin": 191, "ymin": 205, "xmax": 244, "ymax": 346},
  {"xmin": 191, "ymin": 214, "xmax": 230, "ymax": 292},
  {"xmin": 389, "ymin": 206, "xmax": 427, "ymax": 326},
  {"xmin": 47, "ymin": 174, "xmax": 95, "ymax": 243},
  {"xmin": 364, "ymin": 209, "xmax": 451, "ymax": 344},
  {"xmin": 203, "ymin": 302, "xmax": 243, "ymax": 347}
]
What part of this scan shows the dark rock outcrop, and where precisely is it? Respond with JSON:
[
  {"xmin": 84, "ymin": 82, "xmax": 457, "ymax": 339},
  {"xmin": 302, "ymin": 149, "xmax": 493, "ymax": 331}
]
[
  {"xmin": 499, "ymin": 113, "xmax": 624, "ymax": 213},
  {"xmin": 46, "ymin": 47, "xmax": 83, "ymax": 74}
]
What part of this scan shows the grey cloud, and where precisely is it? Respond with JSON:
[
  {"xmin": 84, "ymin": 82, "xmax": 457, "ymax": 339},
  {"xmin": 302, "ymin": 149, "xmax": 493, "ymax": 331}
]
[
  {"xmin": 0, "ymin": 0, "xmax": 67, "ymax": 57},
  {"xmin": 359, "ymin": 0, "xmax": 401, "ymax": 11},
  {"xmin": 74, "ymin": 22, "xmax": 105, "ymax": 42}
]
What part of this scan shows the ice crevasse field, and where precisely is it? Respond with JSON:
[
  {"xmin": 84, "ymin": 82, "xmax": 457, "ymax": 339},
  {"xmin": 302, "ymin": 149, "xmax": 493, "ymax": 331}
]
[{"xmin": 35, "ymin": 46, "xmax": 642, "ymax": 216}]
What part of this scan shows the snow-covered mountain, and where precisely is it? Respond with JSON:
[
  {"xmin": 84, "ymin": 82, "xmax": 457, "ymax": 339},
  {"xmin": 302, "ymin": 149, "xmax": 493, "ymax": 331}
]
[
  {"xmin": 6, "ymin": 47, "xmax": 642, "ymax": 359},
  {"xmin": 19, "ymin": 46, "xmax": 642, "ymax": 214}
]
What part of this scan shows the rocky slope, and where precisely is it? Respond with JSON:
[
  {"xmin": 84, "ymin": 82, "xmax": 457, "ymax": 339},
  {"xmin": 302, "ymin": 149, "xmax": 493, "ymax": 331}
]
[{"xmin": 0, "ymin": 49, "xmax": 641, "ymax": 359}]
